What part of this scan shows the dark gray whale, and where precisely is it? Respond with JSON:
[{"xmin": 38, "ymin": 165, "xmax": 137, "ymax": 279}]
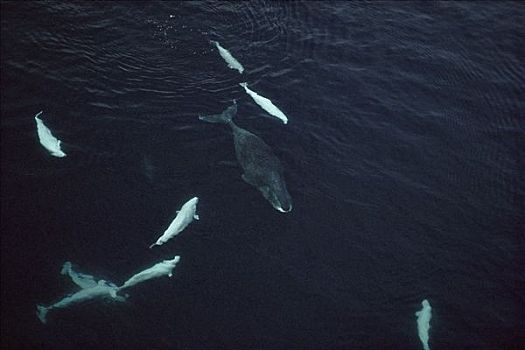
[{"xmin": 199, "ymin": 101, "xmax": 292, "ymax": 213}]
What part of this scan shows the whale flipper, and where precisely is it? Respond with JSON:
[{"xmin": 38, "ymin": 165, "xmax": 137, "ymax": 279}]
[
  {"xmin": 114, "ymin": 293, "xmax": 128, "ymax": 302},
  {"xmin": 36, "ymin": 305, "xmax": 49, "ymax": 324},
  {"xmin": 241, "ymin": 174, "xmax": 256, "ymax": 186}
]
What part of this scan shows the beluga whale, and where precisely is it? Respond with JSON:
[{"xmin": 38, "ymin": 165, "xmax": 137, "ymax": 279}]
[
  {"xmin": 149, "ymin": 197, "xmax": 199, "ymax": 248},
  {"xmin": 118, "ymin": 256, "xmax": 181, "ymax": 291},
  {"xmin": 239, "ymin": 82, "xmax": 288, "ymax": 124},
  {"xmin": 415, "ymin": 299, "xmax": 432, "ymax": 350},
  {"xmin": 36, "ymin": 262, "xmax": 126, "ymax": 324},
  {"xmin": 199, "ymin": 101, "xmax": 292, "ymax": 213},
  {"xmin": 34, "ymin": 111, "xmax": 67, "ymax": 157},
  {"xmin": 211, "ymin": 40, "xmax": 244, "ymax": 74}
]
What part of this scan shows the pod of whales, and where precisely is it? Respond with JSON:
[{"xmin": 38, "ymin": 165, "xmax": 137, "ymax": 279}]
[
  {"xmin": 415, "ymin": 299, "xmax": 432, "ymax": 350},
  {"xmin": 32, "ymin": 31, "xmax": 446, "ymax": 343},
  {"xmin": 34, "ymin": 111, "xmax": 67, "ymax": 157},
  {"xmin": 149, "ymin": 197, "xmax": 199, "ymax": 248},
  {"xmin": 211, "ymin": 40, "xmax": 244, "ymax": 74},
  {"xmin": 36, "ymin": 262, "xmax": 125, "ymax": 324},
  {"xmin": 239, "ymin": 82, "xmax": 288, "ymax": 124},
  {"xmin": 118, "ymin": 256, "xmax": 181, "ymax": 291},
  {"xmin": 199, "ymin": 101, "xmax": 292, "ymax": 213}
]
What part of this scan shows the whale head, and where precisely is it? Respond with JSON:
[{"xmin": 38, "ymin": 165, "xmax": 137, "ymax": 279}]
[
  {"xmin": 166, "ymin": 256, "xmax": 180, "ymax": 278},
  {"xmin": 187, "ymin": 197, "xmax": 199, "ymax": 206},
  {"xmin": 51, "ymin": 149, "xmax": 67, "ymax": 158},
  {"xmin": 260, "ymin": 177, "xmax": 293, "ymax": 213}
]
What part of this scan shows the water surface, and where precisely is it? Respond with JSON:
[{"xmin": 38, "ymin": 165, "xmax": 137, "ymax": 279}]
[{"xmin": 1, "ymin": 2, "xmax": 524, "ymax": 349}]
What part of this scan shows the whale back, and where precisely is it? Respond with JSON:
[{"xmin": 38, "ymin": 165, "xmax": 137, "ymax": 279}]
[
  {"xmin": 231, "ymin": 125, "xmax": 292, "ymax": 212},
  {"xmin": 232, "ymin": 125, "xmax": 282, "ymax": 181}
]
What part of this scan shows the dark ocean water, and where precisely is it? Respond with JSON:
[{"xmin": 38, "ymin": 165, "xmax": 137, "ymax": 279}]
[{"xmin": 1, "ymin": 2, "xmax": 524, "ymax": 349}]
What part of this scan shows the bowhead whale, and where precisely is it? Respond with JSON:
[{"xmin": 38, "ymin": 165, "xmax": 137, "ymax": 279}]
[{"xmin": 199, "ymin": 101, "xmax": 292, "ymax": 213}]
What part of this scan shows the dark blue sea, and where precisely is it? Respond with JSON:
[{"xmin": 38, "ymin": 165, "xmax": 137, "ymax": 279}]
[{"xmin": 1, "ymin": 2, "xmax": 524, "ymax": 349}]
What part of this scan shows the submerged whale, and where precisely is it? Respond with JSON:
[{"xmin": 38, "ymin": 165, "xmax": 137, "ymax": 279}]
[
  {"xmin": 36, "ymin": 262, "xmax": 125, "ymax": 324},
  {"xmin": 149, "ymin": 197, "xmax": 199, "ymax": 248},
  {"xmin": 211, "ymin": 40, "xmax": 244, "ymax": 74},
  {"xmin": 199, "ymin": 101, "xmax": 292, "ymax": 213},
  {"xmin": 415, "ymin": 299, "xmax": 432, "ymax": 350},
  {"xmin": 239, "ymin": 82, "xmax": 288, "ymax": 124},
  {"xmin": 34, "ymin": 111, "xmax": 67, "ymax": 157},
  {"xmin": 118, "ymin": 256, "xmax": 181, "ymax": 291}
]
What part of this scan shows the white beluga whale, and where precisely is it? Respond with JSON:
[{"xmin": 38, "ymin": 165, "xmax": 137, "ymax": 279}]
[
  {"xmin": 199, "ymin": 101, "xmax": 292, "ymax": 213},
  {"xmin": 239, "ymin": 82, "xmax": 288, "ymax": 124},
  {"xmin": 34, "ymin": 111, "xmax": 67, "ymax": 157},
  {"xmin": 36, "ymin": 262, "xmax": 125, "ymax": 324},
  {"xmin": 118, "ymin": 256, "xmax": 181, "ymax": 291},
  {"xmin": 211, "ymin": 40, "xmax": 244, "ymax": 74},
  {"xmin": 149, "ymin": 197, "xmax": 199, "ymax": 248},
  {"xmin": 415, "ymin": 299, "xmax": 432, "ymax": 350}
]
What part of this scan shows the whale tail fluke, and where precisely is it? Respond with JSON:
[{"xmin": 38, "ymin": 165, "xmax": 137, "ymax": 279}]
[
  {"xmin": 199, "ymin": 101, "xmax": 237, "ymax": 125},
  {"xmin": 34, "ymin": 110, "xmax": 44, "ymax": 119},
  {"xmin": 36, "ymin": 305, "xmax": 49, "ymax": 324}
]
